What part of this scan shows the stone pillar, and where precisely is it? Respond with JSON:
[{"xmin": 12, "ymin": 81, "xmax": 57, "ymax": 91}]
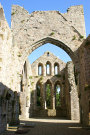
[
  {"xmin": 19, "ymin": 92, "xmax": 26, "ymax": 118},
  {"xmin": 42, "ymin": 83, "xmax": 46, "ymax": 109},
  {"xmin": 40, "ymin": 84, "xmax": 44, "ymax": 109},
  {"xmin": 52, "ymin": 64, "xmax": 55, "ymax": 76},
  {"xmin": 0, "ymin": 97, "xmax": 7, "ymax": 133},
  {"xmin": 51, "ymin": 84, "xmax": 55, "ymax": 109},
  {"xmin": 9, "ymin": 92, "xmax": 19, "ymax": 125},
  {"xmin": 43, "ymin": 65, "xmax": 46, "ymax": 76},
  {"xmin": 7, "ymin": 97, "xmax": 13, "ymax": 124},
  {"xmin": 67, "ymin": 62, "xmax": 80, "ymax": 121},
  {"xmin": 33, "ymin": 85, "xmax": 37, "ymax": 110}
]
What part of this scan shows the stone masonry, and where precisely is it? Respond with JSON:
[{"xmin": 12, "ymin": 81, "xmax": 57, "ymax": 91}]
[
  {"xmin": 0, "ymin": 3, "xmax": 89, "ymax": 133},
  {"xmin": 30, "ymin": 51, "xmax": 66, "ymax": 117},
  {"xmin": 20, "ymin": 52, "xmax": 80, "ymax": 120}
]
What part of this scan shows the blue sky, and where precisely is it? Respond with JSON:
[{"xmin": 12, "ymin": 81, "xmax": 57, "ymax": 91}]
[{"xmin": 0, "ymin": 0, "xmax": 90, "ymax": 63}]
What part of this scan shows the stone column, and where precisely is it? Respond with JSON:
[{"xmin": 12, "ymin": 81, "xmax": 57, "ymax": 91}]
[
  {"xmin": 33, "ymin": 85, "xmax": 37, "ymax": 110},
  {"xmin": 0, "ymin": 97, "xmax": 7, "ymax": 133},
  {"xmin": 40, "ymin": 84, "xmax": 44, "ymax": 109},
  {"xmin": 42, "ymin": 83, "xmax": 47, "ymax": 109},
  {"xmin": 19, "ymin": 92, "xmax": 26, "ymax": 118},
  {"xmin": 42, "ymin": 83, "xmax": 46, "ymax": 109},
  {"xmin": 67, "ymin": 62, "xmax": 80, "ymax": 121},
  {"xmin": 51, "ymin": 84, "xmax": 55, "ymax": 109},
  {"xmin": 52, "ymin": 64, "xmax": 55, "ymax": 76},
  {"xmin": 9, "ymin": 92, "xmax": 20, "ymax": 125},
  {"xmin": 43, "ymin": 65, "xmax": 46, "ymax": 76}
]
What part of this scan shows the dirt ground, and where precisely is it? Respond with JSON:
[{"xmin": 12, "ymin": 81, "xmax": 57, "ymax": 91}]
[{"xmin": 1, "ymin": 118, "xmax": 90, "ymax": 135}]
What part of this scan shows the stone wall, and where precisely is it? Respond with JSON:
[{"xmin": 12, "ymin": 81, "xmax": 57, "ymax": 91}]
[
  {"xmin": 0, "ymin": 2, "xmax": 89, "ymax": 133},
  {"xmin": 30, "ymin": 51, "xmax": 67, "ymax": 117},
  {"xmin": 0, "ymin": 4, "xmax": 20, "ymax": 133},
  {"xmin": 79, "ymin": 35, "xmax": 90, "ymax": 125},
  {"xmin": 19, "ymin": 59, "xmax": 32, "ymax": 119},
  {"xmin": 11, "ymin": 5, "xmax": 86, "ymax": 67},
  {"xmin": 31, "ymin": 51, "xmax": 66, "ymax": 76},
  {"xmin": 65, "ymin": 62, "xmax": 80, "ymax": 121}
]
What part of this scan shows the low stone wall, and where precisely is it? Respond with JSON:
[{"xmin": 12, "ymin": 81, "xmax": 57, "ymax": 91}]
[{"xmin": 31, "ymin": 108, "xmax": 67, "ymax": 118}]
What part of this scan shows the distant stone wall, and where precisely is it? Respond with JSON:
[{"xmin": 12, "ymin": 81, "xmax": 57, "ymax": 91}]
[
  {"xmin": 31, "ymin": 51, "xmax": 66, "ymax": 76},
  {"xmin": 30, "ymin": 51, "xmax": 66, "ymax": 117}
]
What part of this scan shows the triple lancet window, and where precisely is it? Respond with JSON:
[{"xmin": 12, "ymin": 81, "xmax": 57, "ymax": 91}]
[{"xmin": 38, "ymin": 62, "xmax": 60, "ymax": 76}]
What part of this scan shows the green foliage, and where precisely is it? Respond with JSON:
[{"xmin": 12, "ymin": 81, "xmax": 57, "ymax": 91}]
[
  {"xmin": 55, "ymin": 74, "xmax": 61, "ymax": 77},
  {"xmin": 84, "ymin": 84, "xmax": 90, "ymax": 91},
  {"xmin": 49, "ymin": 32, "xmax": 55, "ymax": 36},
  {"xmin": 80, "ymin": 35, "xmax": 84, "ymax": 39},
  {"xmin": 21, "ymin": 20, "xmax": 25, "ymax": 23},
  {"xmin": 17, "ymin": 52, "xmax": 22, "ymax": 57},
  {"xmin": 46, "ymin": 84, "xmax": 51, "ymax": 108},
  {"xmin": 31, "ymin": 82, "xmax": 34, "ymax": 85},
  {"xmin": 35, "ymin": 76, "xmax": 39, "ymax": 78},
  {"xmin": 56, "ymin": 85, "xmax": 61, "ymax": 107},
  {"xmin": 72, "ymin": 35, "xmax": 76, "ymax": 40},
  {"xmin": 40, "ymin": 76, "xmax": 43, "ymax": 80},
  {"xmin": 37, "ymin": 85, "xmax": 41, "ymax": 106},
  {"xmin": 17, "ymin": 72, "xmax": 22, "ymax": 78},
  {"xmin": 11, "ymin": 12, "xmax": 15, "ymax": 15},
  {"xmin": 56, "ymin": 91, "xmax": 60, "ymax": 107},
  {"xmin": 85, "ymin": 40, "xmax": 90, "ymax": 46},
  {"xmin": 40, "ymin": 76, "xmax": 43, "ymax": 83},
  {"xmin": 29, "ymin": 76, "xmax": 32, "ymax": 79}
]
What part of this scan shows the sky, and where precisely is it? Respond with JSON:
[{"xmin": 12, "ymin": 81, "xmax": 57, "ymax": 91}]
[{"xmin": 0, "ymin": 0, "xmax": 90, "ymax": 64}]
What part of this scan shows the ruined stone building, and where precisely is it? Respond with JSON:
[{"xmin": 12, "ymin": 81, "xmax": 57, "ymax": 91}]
[
  {"xmin": 0, "ymin": 3, "xmax": 90, "ymax": 133},
  {"xmin": 30, "ymin": 51, "xmax": 66, "ymax": 117},
  {"xmin": 20, "ymin": 51, "xmax": 79, "ymax": 120}
]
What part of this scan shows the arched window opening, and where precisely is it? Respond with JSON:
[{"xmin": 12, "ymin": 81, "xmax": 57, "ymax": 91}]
[
  {"xmin": 55, "ymin": 83, "xmax": 61, "ymax": 107},
  {"xmin": 38, "ymin": 63, "xmax": 43, "ymax": 75},
  {"xmin": 46, "ymin": 62, "xmax": 51, "ymax": 75},
  {"xmin": 54, "ymin": 63, "xmax": 59, "ymax": 75},
  {"xmin": 36, "ymin": 84, "xmax": 41, "ymax": 106},
  {"xmin": 46, "ymin": 82, "xmax": 51, "ymax": 109},
  {"xmin": 47, "ymin": 52, "xmax": 50, "ymax": 56}
]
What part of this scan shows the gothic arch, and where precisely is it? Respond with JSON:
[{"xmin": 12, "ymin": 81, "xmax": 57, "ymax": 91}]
[
  {"xmin": 11, "ymin": 5, "xmax": 85, "ymax": 72},
  {"xmin": 45, "ymin": 79, "xmax": 52, "ymax": 109},
  {"xmin": 21, "ymin": 37, "xmax": 78, "ymax": 68},
  {"xmin": 54, "ymin": 62, "xmax": 59, "ymax": 75},
  {"xmin": 36, "ymin": 81, "xmax": 42, "ymax": 107},
  {"xmin": 38, "ymin": 63, "xmax": 43, "ymax": 76},
  {"xmin": 46, "ymin": 61, "xmax": 52, "ymax": 75}
]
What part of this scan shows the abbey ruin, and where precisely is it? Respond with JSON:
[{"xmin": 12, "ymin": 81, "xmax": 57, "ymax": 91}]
[{"xmin": 0, "ymin": 3, "xmax": 90, "ymax": 133}]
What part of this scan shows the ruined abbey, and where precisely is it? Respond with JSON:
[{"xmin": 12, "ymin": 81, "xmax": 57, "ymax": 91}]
[{"xmin": 0, "ymin": 3, "xmax": 90, "ymax": 133}]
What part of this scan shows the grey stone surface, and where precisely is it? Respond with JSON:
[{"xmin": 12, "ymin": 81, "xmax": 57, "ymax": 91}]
[{"xmin": 0, "ymin": 3, "xmax": 89, "ymax": 133}]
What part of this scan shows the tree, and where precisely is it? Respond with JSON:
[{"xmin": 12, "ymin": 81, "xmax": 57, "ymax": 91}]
[
  {"xmin": 46, "ymin": 84, "xmax": 51, "ymax": 108},
  {"xmin": 37, "ymin": 85, "xmax": 41, "ymax": 106},
  {"xmin": 56, "ymin": 85, "xmax": 61, "ymax": 107}
]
